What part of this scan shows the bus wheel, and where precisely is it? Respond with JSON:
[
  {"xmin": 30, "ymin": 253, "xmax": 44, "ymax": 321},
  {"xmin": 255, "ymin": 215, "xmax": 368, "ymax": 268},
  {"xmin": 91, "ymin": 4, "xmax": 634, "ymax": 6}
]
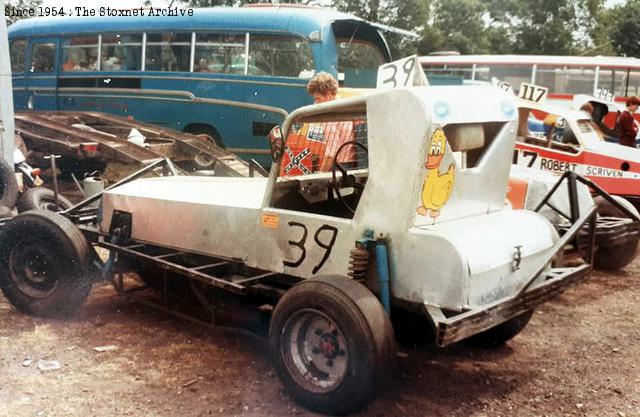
[
  {"xmin": 269, "ymin": 276, "xmax": 394, "ymax": 415},
  {"xmin": 184, "ymin": 125, "xmax": 224, "ymax": 169},
  {"xmin": 0, "ymin": 210, "xmax": 94, "ymax": 316},
  {"xmin": 0, "ymin": 157, "xmax": 19, "ymax": 209},
  {"xmin": 593, "ymin": 196, "xmax": 640, "ymax": 270},
  {"xmin": 464, "ymin": 309, "xmax": 534, "ymax": 348}
]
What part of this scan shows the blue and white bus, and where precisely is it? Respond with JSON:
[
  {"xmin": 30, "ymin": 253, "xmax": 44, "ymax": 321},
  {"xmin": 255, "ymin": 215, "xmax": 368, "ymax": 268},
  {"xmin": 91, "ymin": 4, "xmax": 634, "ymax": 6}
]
[{"xmin": 8, "ymin": 5, "xmax": 408, "ymax": 160}]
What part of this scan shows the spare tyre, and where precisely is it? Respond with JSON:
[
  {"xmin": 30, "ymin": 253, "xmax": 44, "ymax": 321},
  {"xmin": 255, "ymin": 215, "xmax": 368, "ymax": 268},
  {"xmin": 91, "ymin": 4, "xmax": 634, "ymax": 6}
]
[
  {"xmin": 16, "ymin": 187, "xmax": 74, "ymax": 213},
  {"xmin": 0, "ymin": 158, "xmax": 19, "ymax": 209}
]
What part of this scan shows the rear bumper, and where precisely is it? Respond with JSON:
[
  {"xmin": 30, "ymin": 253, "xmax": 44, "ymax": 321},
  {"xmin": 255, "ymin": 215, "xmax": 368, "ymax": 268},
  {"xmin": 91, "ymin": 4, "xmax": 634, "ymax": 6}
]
[{"xmin": 427, "ymin": 263, "xmax": 591, "ymax": 347}]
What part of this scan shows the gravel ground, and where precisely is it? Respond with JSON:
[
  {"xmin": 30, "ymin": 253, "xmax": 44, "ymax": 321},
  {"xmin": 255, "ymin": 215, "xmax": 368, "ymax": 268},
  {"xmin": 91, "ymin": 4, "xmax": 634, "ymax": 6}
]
[{"xmin": 0, "ymin": 257, "xmax": 639, "ymax": 417}]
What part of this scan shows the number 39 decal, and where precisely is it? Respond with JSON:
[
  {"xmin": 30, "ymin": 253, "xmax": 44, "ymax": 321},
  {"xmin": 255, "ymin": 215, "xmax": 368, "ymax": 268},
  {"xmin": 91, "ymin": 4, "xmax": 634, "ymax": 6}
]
[
  {"xmin": 283, "ymin": 222, "xmax": 338, "ymax": 274},
  {"xmin": 376, "ymin": 55, "xmax": 429, "ymax": 90}
]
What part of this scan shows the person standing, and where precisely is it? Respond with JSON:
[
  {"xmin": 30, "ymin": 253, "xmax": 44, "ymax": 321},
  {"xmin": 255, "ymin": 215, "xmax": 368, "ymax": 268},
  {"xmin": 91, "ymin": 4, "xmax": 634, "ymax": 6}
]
[
  {"xmin": 279, "ymin": 72, "xmax": 355, "ymax": 176},
  {"xmin": 615, "ymin": 96, "xmax": 640, "ymax": 147}
]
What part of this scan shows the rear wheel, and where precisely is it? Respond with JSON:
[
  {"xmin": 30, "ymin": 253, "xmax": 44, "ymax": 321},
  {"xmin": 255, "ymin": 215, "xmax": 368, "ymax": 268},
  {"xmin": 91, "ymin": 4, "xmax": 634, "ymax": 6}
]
[
  {"xmin": 270, "ymin": 276, "xmax": 394, "ymax": 415},
  {"xmin": 0, "ymin": 210, "xmax": 94, "ymax": 316},
  {"xmin": 465, "ymin": 310, "xmax": 534, "ymax": 348},
  {"xmin": 593, "ymin": 196, "xmax": 640, "ymax": 270}
]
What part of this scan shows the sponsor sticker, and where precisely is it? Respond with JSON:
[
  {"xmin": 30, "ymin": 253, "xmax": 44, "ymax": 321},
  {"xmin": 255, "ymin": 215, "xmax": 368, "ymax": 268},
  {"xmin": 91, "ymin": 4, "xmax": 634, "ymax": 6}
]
[{"xmin": 261, "ymin": 213, "xmax": 279, "ymax": 229}]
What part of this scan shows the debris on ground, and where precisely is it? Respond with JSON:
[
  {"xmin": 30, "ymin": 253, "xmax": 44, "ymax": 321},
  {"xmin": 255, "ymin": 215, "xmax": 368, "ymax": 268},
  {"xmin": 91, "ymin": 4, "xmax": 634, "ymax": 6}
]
[
  {"xmin": 93, "ymin": 345, "xmax": 118, "ymax": 353},
  {"xmin": 37, "ymin": 360, "xmax": 61, "ymax": 371}
]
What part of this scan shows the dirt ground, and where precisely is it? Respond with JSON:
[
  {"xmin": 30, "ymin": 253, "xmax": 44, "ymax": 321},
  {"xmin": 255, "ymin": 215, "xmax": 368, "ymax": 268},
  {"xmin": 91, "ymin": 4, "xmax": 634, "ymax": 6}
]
[{"xmin": 0, "ymin": 257, "xmax": 639, "ymax": 417}]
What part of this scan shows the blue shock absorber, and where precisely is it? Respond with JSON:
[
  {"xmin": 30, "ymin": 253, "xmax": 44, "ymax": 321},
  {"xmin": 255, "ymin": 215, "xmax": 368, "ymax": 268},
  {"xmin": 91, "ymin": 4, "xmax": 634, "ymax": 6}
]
[{"xmin": 375, "ymin": 237, "xmax": 391, "ymax": 315}]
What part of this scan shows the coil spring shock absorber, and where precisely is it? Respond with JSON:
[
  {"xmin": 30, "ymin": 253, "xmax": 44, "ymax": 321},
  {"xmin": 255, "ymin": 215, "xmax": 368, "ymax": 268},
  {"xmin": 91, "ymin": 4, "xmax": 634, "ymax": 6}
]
[{"xmin": 348, "ymin": 242, "xmax": 370, "ymax": 281}]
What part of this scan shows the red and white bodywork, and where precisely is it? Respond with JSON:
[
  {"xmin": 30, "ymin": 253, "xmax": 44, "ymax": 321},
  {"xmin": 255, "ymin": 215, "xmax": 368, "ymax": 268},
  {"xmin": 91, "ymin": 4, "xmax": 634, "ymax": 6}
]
[{"xmin": 515, "ymin": 100, "xmax": 640, "ymax": 203}]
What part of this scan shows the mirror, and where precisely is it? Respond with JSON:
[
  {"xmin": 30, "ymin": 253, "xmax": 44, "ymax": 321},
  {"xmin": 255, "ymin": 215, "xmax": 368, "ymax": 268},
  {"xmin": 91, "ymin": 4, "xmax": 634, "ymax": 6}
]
[{"xmin": 268, "ymin": 126, "xmax": 284, "ymax": 162}]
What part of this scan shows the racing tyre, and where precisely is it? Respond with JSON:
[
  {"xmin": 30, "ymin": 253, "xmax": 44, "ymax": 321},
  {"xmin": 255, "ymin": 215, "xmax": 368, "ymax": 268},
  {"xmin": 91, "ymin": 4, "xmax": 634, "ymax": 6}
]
[
  {"xmin": 0, "ymin": 206, "xmax": 12, "ymax": 219},
  {"xmin": 0, "ymin": 210, "xmax": 95, "ymax": 316},
  {"xmin": 0, "ymin": 157, "xmax": 19, "ymax": 209},
  {"xmin": 270, "ymin": 276, "xmax": 395, "ymax": 415},
  {"xmin": 593, "ymin": 196, "xmax": 640, "ymax": 271},
  {"xmin": 465, "ymin": 310, "xmax": 534, "ymax": 348},
  {"xmin": 16, "ymin": 188, "xmax": 74, "ymax": 213}
]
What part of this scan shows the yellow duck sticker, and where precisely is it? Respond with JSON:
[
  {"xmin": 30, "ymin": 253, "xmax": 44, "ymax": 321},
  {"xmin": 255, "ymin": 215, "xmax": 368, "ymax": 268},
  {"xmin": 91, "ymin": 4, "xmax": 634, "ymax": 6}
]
[{"xmin": 417, "ymin": 128, "xmax": 455, "ymax": 220}]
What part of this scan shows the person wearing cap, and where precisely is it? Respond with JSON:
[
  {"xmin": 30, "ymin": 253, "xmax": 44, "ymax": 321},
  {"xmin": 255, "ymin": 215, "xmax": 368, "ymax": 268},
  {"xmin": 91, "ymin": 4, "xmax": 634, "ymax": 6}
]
[{"xmin": 615, "ymin": 96, "xmax": 640, "ymax": 147}]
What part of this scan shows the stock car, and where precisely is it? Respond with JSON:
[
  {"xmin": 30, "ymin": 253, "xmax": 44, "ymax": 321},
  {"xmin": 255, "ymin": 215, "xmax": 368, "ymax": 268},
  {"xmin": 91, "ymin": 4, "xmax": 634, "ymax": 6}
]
[
  {"xmin": 0, "ymin": 85, "xmax": 598, "ymax": 415},
  {"xmin": 515, "ymin": 99, "xmax": 640, "ymax": 208}
]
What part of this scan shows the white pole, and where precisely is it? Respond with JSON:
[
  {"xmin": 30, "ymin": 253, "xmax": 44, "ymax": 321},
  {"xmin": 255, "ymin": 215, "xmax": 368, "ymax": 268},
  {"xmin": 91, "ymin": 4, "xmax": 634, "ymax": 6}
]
[{"xmin": 0, "ymin": 18, "xmax": 15, "ymax": 164}]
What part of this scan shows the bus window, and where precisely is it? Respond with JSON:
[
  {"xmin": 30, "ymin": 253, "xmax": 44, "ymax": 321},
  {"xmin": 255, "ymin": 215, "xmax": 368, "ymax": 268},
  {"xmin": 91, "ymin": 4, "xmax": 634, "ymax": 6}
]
[
  {"xmin": 475, "ymin": 64, "xmax": 532, "ymax": 87},
  {"xmin": 194, "ymin": 33, "xmax": 246, "ymax": 74},
  {"xmin": 62, "ymin": 36, "xmax": 99, "ymax": 72},
  {"xmin": 101, "ymin": 33, "xmax": 142, "ymax": 71},
  {"xmin": 424, "ymin": 65, "xmax": 473, "ymax": 80},
  {"xmin": 337, "ymin": 40, "xmax": 385, "ymax": 73},
  {"xmin": 629, "ymin": 70, "xmax": 640, "ymax": 96},
  {"xmin": 249, "ymin": 34, "xmax": 313, "ymax": 78},
  {"xmin": 31, "ymin": 43, "xmax": 55, "ymax": 72},
  {"xmin": 536, "ymin": 66, "xmax": 596, "ymax": 95},
  {"xmin": 10, "ymin": 39, "xmax": 26, "ymax": 73},
  {"xmin": 598, "ymin": 67, "xmax": 640, "ymax": 97},
  {"xmin": 145, "ymin": 32, "xmax": 191, "ymax": 72}
]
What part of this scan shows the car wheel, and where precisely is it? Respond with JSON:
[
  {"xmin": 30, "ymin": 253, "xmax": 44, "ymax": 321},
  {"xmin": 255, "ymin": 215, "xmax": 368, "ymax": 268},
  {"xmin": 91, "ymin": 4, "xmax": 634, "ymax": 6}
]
[
  {"xmin": 593, "ymin": 196, "xmax": 640, "ymax": 271},
  {"xmin": 269, "ymin": 276, "xmax": 394, "ymax": 415},
  {"xmin": 0, "ymin": 210, "xmax": 95, "ymax": 316},
  {"xmin": 0, "ymin": 157, "xmax": 19, "ymax": 209},
  {"xmin": 16, "ymin": 187, "xmax": 74, "ymax": 213}
]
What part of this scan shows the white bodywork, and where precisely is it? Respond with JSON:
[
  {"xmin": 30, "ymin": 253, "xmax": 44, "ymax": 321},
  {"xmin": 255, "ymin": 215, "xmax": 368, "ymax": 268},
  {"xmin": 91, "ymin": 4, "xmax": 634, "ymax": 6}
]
[
  {"xmin": 510, "ymin": 164, "xmax": 594, "ymax": 223},
  {"xmin": 101, "ymin": 86, "xmax": 561, "ymax": 312}
]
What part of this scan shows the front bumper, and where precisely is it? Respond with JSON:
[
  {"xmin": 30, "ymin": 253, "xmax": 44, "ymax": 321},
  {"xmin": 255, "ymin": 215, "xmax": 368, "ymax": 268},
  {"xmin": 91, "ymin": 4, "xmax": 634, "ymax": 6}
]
[{"xmin": 426, "ymin": 264, "xmax": 591, "ymax": 347}]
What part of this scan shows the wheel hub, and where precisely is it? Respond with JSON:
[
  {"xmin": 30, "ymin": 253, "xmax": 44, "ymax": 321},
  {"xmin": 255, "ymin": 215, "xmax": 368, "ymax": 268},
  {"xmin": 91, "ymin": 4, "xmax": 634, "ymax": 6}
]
[
  {"xmin": 9, "ymin": 241, "xmax": 60, "ymax": 299},
  {"xmin": 282, "ymin": 309, "xmax": 349, "ymax": 393}
]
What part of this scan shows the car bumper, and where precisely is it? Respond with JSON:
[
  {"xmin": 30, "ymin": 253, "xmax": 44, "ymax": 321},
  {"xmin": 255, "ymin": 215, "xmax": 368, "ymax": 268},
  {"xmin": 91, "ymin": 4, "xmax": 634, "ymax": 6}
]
[{"xmin": 426, "ymin": 263, "xmax": 591, "ymax": 347}]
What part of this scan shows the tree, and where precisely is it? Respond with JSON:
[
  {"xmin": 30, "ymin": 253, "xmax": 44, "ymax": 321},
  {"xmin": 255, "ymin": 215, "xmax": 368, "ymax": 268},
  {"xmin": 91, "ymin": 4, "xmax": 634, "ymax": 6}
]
[
  {"xmin": 603, "ymin": 0, "xmax": 640, "ymax": 57},
  {"xmin": 5, "ymin": 0, "xmax": 43, "ymax": 26},
  {"xmin": 418, "ymin": 0, "xmax": 490, "ymax": 55},
  {"xmin": 327, "ymin": 0, "xmax": 429, "ymax": 58}
]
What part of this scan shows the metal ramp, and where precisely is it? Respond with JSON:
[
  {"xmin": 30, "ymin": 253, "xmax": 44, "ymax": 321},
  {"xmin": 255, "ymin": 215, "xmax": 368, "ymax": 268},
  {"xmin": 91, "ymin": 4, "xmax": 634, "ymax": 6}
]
[{"xmin": 14, "ymin": 111, "xmax": 264, "ymax": 178}]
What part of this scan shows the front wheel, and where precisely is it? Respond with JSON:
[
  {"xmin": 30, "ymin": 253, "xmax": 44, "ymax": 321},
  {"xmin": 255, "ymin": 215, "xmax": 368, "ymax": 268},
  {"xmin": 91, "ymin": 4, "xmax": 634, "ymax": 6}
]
[
  {"xmin": 269, "ymin": 276, "xmax": 394, "ymax": 415},
  {"xmin": 0, "ymin": 210, "xmax": 95, "ymax": 316}
]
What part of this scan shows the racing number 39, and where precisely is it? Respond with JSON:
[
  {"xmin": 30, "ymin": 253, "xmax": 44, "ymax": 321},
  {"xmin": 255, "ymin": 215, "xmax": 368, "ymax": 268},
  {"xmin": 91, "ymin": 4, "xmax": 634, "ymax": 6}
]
[
  {"xmin": 284, "ymin": 222, "xmax": 338, "ymax": 274},
  {"xmin": 380, "ymin": 58, "xmax": 416, "ymax": 89}
]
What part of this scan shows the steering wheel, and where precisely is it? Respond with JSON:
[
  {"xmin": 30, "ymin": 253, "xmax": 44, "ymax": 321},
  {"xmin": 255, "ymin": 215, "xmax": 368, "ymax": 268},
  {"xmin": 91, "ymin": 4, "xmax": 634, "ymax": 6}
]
[{"xmin": 331, "ymin": 140, "xmax": 368, "ymax": 214}]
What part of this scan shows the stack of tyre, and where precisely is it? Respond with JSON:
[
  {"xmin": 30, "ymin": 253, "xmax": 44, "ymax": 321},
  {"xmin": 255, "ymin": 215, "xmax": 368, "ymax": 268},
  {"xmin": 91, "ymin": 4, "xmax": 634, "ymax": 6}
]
[{"xmin": 0, "ymin": 159, "xmax": 73, "ymax": 218}]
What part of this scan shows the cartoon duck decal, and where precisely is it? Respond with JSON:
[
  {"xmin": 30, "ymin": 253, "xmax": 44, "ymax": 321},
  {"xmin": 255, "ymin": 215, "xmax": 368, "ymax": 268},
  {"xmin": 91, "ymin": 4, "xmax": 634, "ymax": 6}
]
[{"xmin": 417, "ymin": 128, "xmax": 455, "ymax": 220}]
